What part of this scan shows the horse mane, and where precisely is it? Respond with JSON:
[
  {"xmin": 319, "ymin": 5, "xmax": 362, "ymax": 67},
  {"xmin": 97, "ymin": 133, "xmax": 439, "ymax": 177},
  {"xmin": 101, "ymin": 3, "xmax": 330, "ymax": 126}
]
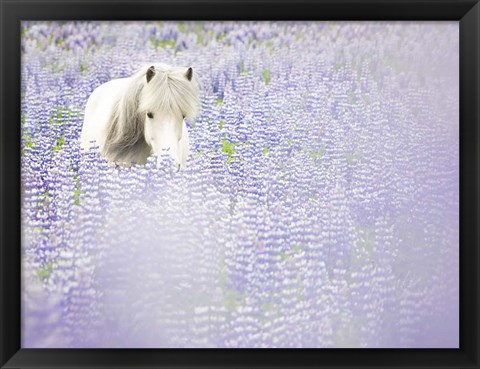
[
  {"xmin": 138, "ymin": 63, "xmax": 200, "ymax": 119},
  {"xmin": 103, "ymin": 72, "xmax": 150, "ymax": 164},
  {"xmin": 103, "ymin": 64, "xmax": 200, "ymax": 165}
]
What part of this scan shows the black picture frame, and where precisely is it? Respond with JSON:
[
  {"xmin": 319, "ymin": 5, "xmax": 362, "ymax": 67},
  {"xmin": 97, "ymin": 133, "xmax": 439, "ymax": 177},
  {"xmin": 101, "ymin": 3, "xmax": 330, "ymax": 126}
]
[{"xmin": 1, "ymin": 0, "xmax": 479, "ymax": 368}]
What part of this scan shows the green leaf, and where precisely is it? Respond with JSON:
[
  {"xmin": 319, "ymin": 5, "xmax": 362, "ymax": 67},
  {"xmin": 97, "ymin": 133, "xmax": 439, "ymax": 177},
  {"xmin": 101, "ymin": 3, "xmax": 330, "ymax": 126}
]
[
  {"xmin": 24, "ymin": 134, "xmax": 35, "ymax": 149},
  {"xmin": 195, "ymin": 23, "xmax": 206, "ymax": 45},
  {"xmin": 262, "ymin": 68, "xmax": 271, "ymax": 84},
  {"xmin": 178, "ymin": 22, "xmax": 186, "ymax": 33},
  {"xmin": 149, "ymin": 35, "xmax": 176, "ymax": 49},
  {"xmin": 221, "ymin": 138, "xmax": 236, "ymax": 163},
  {"xmin": 79, "ymin": 62, "xmax": 88, "ymax": 73},
  {"xmin": 73, "ymin": 172, "xmax": 81, "ymax": 206},
  {"xmin": 309, "ymin": 142, "xmax": 326, "ymax": 160},
  {"xmin": 221, "ymin": 139, "xmax": 235, "ymax": 156},
  {"xmin": 36, "ymin": 261, "xmax": 56, "ymax": 281},
  {"xmin": 49, "ymin": 106, "xmax": 78, "ymax": 124},
  {"xmin": 51, "ymin": 135, "xmax": 65, "ymax": 152},
  {"xmin": 239, "ymin": 61, "xmax": 248, "ymax": 75}
]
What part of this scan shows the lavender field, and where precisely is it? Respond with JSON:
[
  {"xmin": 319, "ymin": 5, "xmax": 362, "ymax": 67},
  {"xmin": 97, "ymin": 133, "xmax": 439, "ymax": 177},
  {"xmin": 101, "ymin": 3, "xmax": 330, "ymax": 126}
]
[{"xmin": 21, "ymin": 21, "xmax": 459, "ymax": 348}]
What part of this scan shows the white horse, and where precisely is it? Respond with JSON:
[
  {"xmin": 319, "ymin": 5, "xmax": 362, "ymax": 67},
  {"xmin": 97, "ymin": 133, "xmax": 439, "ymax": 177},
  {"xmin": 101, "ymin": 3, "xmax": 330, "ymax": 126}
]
[{"xmin": 81, "ymin": 63, "xmax": 200, "ymax": 168}]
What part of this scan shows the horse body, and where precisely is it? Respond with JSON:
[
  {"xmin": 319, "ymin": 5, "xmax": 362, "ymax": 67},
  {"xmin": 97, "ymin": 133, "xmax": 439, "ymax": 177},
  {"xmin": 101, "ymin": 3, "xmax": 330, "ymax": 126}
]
[
  {"xmin": 81, "ymin": 78, "xmax": 131, "ymax": 153},
  {"xmin": 81, "ymin": 64, "xmax": 200, "ymax": 167}
]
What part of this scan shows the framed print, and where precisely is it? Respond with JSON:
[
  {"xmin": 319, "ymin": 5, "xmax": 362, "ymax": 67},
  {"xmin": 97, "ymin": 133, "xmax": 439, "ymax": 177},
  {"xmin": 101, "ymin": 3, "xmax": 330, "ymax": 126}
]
[{"xmin": 1, "ymin": 0, "xmax": 479, "ymax": 368}]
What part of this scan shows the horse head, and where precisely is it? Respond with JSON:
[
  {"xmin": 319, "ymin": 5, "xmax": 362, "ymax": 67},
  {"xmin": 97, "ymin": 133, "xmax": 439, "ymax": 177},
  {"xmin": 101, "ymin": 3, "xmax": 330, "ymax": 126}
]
[{"xmin": 139, "ymin": 64, "xmax": 200, "ymax": 168}]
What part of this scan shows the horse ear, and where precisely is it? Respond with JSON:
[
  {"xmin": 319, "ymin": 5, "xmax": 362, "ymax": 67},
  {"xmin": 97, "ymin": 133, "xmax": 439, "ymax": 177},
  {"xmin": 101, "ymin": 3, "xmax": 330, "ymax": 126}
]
[
  {"xmin": 185, "ymin": 67, "xmax": 193, "ymax": 81},
  {"xmin": 146, "ymin": 66, "xmax": 155, "ymax": 83}
]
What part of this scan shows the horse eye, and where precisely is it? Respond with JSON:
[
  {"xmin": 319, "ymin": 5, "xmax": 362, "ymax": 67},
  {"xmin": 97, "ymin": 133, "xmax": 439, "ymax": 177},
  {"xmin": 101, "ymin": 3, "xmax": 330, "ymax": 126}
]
[{"xmin": 147, "ymin": 112, "xmax": 154, "ymax": 119}]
